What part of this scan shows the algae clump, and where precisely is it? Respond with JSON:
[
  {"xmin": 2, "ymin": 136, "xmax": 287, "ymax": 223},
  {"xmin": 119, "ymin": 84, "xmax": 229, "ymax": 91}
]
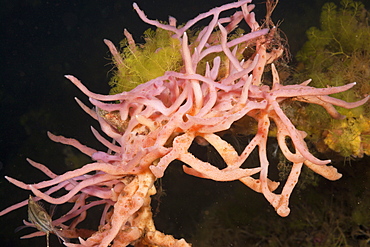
[
  {"xmin": 107, "ymin": 26, "xmax": 246, "ymax": 94},
  {"xmin": 295, "ymin": 0, "xmax": 370, "ymax": 158},
  {"xmin": 109, "ymin": 28, "xmax": 182, "ymax": 94}
]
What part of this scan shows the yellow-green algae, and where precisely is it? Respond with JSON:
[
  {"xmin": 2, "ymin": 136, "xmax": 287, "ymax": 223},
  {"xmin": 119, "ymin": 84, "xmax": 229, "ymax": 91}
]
[
  {"xmin": 295, "ymin": 0, "xmax": 370, "ymax": 158},
  {"xmin": 108, "ymin": 28, "xmax": 182, "ymax": 93},
  {"xmin": 108, "ymin": 26, "xmax": 247, "ymax": 94}
]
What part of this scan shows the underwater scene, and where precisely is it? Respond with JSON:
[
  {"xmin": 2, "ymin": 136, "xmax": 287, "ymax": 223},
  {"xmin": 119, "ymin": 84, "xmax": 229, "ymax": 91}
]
[{"xmin": 1, "ymin": 0, "xmax": 369, "ymax": 246}]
